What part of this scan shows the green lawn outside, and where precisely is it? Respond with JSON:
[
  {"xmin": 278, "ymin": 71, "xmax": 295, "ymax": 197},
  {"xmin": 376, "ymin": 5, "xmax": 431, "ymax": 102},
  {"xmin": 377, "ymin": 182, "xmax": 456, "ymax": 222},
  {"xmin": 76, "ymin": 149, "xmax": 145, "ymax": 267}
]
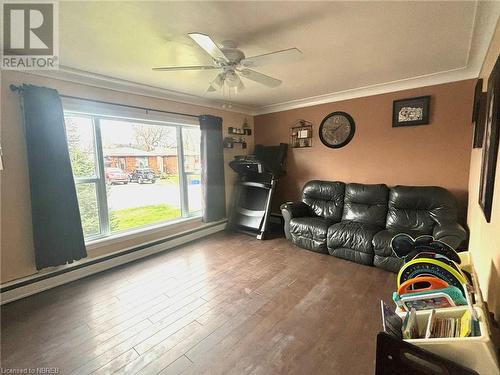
[
  {"xmin": 158, "ymin": 175, "xmax": 179, "ymax": 184},
  {"xmin": 110, "ymin": 204, "xmax": 181, "ymax": 232}
]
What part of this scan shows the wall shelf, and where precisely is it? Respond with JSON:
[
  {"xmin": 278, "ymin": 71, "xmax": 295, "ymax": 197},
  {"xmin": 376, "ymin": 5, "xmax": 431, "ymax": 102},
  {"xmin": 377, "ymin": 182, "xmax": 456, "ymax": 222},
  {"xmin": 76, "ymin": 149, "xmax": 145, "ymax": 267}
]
[
  {"xmin": 290, "ymin": 120, "xmax": 313, "ymax": 148},
  {"xmin": 224, "ymin": 137, "xmax": 247, "ymax": 149},
  {"xmin": 228, "ymin": 127, "xmax": 251, "ymax": 136}
]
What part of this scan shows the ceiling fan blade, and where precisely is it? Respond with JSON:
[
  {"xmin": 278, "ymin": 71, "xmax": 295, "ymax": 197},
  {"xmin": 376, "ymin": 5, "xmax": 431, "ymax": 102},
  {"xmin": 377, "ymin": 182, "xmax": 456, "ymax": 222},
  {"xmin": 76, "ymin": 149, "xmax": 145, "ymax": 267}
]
[
  {"xmin": 239, "ymin": 69, "xmax": 281, "ymax": 88},
  {"xmin": 188, "ymin": 33, "xmax": 229, "ymax": 63},
  {"xmin": 240, "ymin": 48, "xmax": 302, "ymax": 68},
  {"xmin": 152, "ymin": 65, "xmax": 217, "ymax": 71}
]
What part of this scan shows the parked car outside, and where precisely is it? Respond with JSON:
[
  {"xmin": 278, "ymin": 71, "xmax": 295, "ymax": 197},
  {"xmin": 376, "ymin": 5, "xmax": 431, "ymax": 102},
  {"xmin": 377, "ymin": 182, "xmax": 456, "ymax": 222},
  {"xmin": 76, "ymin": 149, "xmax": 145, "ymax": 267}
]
[
  {"xmin": 105, "ymin": 167, "xmax": 129, "ymax": 185},
  {"xmin": 129, "ymin": 168, "xmax": 156, "ymax": 184}
]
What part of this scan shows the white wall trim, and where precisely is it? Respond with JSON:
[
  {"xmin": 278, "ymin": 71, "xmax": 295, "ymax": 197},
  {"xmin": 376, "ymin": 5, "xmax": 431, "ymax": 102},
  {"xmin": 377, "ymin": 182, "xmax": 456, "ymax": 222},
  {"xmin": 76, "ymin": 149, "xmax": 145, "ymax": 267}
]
[
  {"xmin": 29, "ymin": 63, "xmax": 479, "ymax": 118},
  {"xmin": 0, "ymin": 221, "xmax": 226, "ymax": 305},
  {"xmin": 252, "ymin": 67, "xmax": 476, "ymax": 115},
  {"xmin": 23, "ymin": 66, "xmax": 257, "ymax": 116}
]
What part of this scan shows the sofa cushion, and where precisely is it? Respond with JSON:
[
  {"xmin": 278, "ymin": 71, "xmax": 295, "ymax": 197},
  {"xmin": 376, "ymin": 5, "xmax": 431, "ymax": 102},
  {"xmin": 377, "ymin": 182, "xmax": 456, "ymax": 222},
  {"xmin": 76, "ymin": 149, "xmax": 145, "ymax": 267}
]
[
  {"xmin": 387, "ymin": 186, "xmax": 459, "ymax": 232},
  {"xmin": 327, "ymin": 221, "xmax": 381, "ymax": 265},
  {"xmin": 331, "ymin": 248, "xmax": 375, "ymax": 266},
  {"xmin": 374, "ymin": 255, "xmax": 404, "ymax": 273},
  {"xmin": 373, "ymin": 229, "xmax": 430, "ymax": 273},
  {"xmin": 302, "ymin": 180, "xmax": 345, "ymax": 221},
  {"xmin": 342, "ymin": 183, "xmax": 389, "ymax": 227},
  {"xmin": 372, "ymin": 229, "xmax": 428, "ymax": 257},
  {"xmin": 289, "ymin": 217, "xmax": 333, "ymax": 253}
]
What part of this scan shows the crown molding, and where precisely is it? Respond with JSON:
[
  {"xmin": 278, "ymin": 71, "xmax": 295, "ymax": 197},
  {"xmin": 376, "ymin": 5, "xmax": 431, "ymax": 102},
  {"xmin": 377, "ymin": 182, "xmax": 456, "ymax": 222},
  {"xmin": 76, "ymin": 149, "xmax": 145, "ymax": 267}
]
[
  {"xmin": 252, "ymin": 67, "xmax": 476, "ymax": 115},
  {"xmin": 22, "ymin": 65, "xmax": 257, "ymax": 116}
]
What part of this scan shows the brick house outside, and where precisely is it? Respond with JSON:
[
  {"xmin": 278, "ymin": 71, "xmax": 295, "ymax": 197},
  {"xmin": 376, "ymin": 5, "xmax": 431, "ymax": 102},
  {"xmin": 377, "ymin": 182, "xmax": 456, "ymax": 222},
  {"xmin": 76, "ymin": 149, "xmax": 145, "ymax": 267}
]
[{"xmin": 104, "ymin": 147, "xmax": 199, "ymax": 175}]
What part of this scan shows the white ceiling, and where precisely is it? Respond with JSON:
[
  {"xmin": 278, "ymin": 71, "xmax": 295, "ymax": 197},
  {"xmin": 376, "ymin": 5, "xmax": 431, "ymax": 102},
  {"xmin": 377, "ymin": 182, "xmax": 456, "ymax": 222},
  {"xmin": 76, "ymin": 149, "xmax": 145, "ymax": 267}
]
[{"xmin": 56, "ymin": 1, "xmax": 499, "ymax": 114}]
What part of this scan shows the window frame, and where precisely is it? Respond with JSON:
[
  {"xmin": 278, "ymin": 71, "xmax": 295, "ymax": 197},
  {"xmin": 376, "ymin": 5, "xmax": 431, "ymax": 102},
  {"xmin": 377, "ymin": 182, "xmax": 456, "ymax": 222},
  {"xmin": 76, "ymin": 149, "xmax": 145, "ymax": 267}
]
[{"xmin": 64, "ymin": 107, "xmax": 202, "ymax": 243}]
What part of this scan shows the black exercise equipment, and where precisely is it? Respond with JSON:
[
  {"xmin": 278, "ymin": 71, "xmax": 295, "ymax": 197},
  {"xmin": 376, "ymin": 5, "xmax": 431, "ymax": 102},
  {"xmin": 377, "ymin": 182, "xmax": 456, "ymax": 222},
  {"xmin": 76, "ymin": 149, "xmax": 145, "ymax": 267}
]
[{"xmin": 228, "ymin": 143, "xmax": 288, "ymax": 239}]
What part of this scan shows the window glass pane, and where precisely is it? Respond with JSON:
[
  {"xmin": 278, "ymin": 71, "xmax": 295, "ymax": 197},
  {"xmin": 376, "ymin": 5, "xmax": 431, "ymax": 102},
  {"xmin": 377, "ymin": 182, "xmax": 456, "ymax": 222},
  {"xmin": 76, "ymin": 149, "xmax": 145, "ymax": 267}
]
[
  {"xmin": 75, "ymin": 183, "xmax": 100, "ymax": 237},
  {"xmin": 182, "ymin": 127, "xmax": 202, "ymax": 214},
  {"xmin": 100, "ymin": 118, "xmax": 182, "ymax": 232},
  {"xmin": 65, "ymin": 115, "xmax": 96, "ymax": 178}
]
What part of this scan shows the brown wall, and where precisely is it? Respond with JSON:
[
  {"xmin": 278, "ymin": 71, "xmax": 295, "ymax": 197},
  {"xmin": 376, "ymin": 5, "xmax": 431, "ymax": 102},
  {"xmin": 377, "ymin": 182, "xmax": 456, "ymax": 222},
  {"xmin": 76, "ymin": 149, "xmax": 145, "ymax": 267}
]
[
  {"xmin": 467, "ymin": 22, "xmax": 500, "ymax": 319},
  {"xmin": 1, "ymin": 70, "xmax": 253, "ymax": 284},
  {"xmin": 255, "ymin": 80, "xmax": 475, "ymax": 223}
]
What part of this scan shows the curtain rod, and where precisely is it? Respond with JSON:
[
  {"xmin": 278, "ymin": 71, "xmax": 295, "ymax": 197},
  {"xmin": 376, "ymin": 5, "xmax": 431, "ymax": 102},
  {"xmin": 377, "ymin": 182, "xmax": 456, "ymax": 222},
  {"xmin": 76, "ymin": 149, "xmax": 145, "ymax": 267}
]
[{"xmin": 10, "ymin": 84, "xmax": 201, "ymax": 119}]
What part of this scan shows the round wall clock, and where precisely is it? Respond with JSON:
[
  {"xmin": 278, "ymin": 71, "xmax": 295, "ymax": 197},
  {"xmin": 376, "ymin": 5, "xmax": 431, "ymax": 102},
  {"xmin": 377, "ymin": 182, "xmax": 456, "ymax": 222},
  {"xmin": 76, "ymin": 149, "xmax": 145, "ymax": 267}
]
[{"xmin": 319, "ymin": 111, "xmax": 355, "ymax": 148}]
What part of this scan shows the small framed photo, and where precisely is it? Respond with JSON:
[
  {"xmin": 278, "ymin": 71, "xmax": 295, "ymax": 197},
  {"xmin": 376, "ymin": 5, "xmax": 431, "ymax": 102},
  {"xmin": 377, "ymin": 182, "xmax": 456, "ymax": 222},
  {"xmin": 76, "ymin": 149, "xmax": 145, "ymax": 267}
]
[{"xmin": 392, "ymin": 96, "xmax": 431, "ymax": 127}]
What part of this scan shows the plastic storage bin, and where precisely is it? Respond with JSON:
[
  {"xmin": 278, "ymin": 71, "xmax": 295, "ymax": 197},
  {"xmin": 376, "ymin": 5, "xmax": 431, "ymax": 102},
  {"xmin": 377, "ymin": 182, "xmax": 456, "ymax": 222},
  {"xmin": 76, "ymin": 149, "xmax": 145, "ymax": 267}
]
[{"xmin": 405, "ymin": 306, "xmax": 499, "ymax": 374}]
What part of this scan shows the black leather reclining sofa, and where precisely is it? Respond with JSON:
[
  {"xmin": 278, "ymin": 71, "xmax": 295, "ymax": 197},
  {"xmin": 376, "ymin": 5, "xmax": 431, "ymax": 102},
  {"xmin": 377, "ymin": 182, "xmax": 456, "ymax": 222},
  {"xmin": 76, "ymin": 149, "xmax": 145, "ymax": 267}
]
[{"xmin": 281, "ymin": 181, "xmax": 467, "ymax": 273}]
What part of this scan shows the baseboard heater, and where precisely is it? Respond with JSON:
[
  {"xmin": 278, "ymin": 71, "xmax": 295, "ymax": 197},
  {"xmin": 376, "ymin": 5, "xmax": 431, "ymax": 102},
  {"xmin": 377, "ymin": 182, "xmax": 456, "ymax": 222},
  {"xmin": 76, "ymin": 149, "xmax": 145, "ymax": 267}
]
[{"xmin": 0, "ymin": 220, "xmax": 227, "ymax": 305}]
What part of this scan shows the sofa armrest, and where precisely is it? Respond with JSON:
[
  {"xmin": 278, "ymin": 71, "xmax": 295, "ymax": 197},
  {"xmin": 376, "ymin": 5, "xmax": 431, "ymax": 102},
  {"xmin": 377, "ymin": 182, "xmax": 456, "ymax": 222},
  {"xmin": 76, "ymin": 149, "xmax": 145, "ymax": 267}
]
[
  {"xmin": 280, "ymin": 202, "xmax": 310, "ymax": 240},
  {"xmin": 432, "ymin": 222, "xmax": 467, "ymax": 249}
]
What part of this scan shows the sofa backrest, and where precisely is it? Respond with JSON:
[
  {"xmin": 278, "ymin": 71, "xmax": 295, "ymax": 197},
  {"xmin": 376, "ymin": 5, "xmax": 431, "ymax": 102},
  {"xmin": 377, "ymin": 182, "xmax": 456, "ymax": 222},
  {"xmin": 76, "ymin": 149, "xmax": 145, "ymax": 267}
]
[
  {"xmin": 342, "ymin": 183, "xmax": 389, "ymax": 227},
  {"xmin": 301, "ymin": 180, "xmax": 345, "ymax": 221},
  {"xmin": 386, "ymin": 186, "xmax": 459, "ymax": 232}
]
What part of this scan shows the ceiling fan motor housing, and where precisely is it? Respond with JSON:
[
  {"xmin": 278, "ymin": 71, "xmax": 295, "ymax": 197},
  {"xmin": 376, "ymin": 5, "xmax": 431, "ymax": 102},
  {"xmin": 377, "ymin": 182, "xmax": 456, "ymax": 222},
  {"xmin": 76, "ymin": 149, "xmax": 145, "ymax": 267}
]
[{"xmin": 220, "ymin": 40, "xmax": 245, "ymax": 63}]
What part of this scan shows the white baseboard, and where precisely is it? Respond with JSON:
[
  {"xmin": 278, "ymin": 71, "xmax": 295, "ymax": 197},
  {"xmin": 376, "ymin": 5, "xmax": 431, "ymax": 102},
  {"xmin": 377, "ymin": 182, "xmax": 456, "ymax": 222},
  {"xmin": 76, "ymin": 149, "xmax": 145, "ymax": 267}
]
[{"xmin": 0, "ymin": 222, "xmax": 226, "ymax": 305}]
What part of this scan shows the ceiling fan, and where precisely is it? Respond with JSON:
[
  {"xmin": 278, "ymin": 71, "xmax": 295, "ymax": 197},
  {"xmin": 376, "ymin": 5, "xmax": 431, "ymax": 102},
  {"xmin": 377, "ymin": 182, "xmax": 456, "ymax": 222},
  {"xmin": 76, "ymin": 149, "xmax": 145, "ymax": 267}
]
[{"xmin": 153, "ymin": 33, "xmax": 301, "ymax": 93}]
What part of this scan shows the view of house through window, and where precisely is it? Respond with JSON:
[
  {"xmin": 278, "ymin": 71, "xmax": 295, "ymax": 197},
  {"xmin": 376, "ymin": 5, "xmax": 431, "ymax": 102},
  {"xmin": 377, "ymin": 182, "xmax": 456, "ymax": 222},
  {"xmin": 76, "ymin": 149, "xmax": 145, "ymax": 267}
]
[{"xmin": 65, "ymin": 111, "xmax": 201, "ymax": 240}]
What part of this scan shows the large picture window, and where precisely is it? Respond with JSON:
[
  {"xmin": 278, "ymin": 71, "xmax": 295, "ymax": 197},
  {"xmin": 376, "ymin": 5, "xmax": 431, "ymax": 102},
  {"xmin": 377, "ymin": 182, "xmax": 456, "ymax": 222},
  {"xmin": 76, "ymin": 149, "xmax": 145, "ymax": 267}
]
[{"xmin": 64, "ymin": 107, "xmax": 201, "ymax": 241}]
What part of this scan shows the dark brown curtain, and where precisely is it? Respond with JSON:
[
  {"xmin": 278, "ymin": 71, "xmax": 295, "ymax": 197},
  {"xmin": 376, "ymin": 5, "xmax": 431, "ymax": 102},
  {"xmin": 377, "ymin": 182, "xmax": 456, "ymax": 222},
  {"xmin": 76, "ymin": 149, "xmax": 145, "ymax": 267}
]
[
  {"xmin": 199, "ymin": 115, "xmax": 226, "ymax": 222},
  {"xmin": 18, "ymin": 84, "xmax": 87, "ymax": 269}
]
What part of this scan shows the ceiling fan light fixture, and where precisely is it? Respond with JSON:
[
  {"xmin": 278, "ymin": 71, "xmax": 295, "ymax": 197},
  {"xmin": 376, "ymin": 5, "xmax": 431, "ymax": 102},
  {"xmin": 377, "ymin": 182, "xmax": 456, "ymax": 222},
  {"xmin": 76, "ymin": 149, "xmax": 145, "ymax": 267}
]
[
  {"xmin": 207, "ymin": 84, "xmax": 216, "ymax": 92},
  {"xmin": 214, "ymin": 73, "xmax": 225, "ymax": 88},
  {"xmin": 225, "ymin": 71, "xmax": 241, "ymax": 88}
]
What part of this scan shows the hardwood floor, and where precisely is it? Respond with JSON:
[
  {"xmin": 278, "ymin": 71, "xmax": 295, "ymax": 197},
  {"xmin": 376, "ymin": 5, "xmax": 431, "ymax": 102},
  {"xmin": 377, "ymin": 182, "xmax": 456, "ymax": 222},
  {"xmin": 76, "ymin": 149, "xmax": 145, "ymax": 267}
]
[{"xmin": 1, "ymin": 232, "xmax": 395, "ymax": 374}]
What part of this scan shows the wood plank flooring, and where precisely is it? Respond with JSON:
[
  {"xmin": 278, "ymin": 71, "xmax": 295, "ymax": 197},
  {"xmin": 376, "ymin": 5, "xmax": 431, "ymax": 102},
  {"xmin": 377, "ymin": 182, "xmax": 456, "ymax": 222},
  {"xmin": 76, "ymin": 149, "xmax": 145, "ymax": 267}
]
[{"xmin": 1, "ymin": 232, "xmax": 395, "ymax": 374}]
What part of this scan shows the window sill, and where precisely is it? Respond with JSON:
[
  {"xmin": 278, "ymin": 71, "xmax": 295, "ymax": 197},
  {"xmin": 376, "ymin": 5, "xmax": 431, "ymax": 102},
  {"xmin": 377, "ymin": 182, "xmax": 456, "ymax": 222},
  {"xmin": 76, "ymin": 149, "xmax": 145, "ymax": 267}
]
[{"xmin": 86, "ymin": 215, "xmax": 202, "ymax": 251}]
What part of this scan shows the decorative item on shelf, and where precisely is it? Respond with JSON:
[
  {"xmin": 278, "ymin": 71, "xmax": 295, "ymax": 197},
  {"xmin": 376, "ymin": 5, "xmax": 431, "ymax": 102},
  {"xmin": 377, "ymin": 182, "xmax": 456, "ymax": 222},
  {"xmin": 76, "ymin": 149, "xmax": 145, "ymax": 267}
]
[
  {"xmin": 319, "ymin": 112, "xmax": 355, "ymax": 148},
  {"xmin": 290, "ymin": 119, "xmax": 313, "ymax": 148},
  {"xmin": 479, "ymin": 56, "xmax": 499, "ymax": 223},
  {"xmin": 472, "ymin": 79, "xmax": 487, "ymax": 148},
  {"xmin": 228, "ymin": 126, "xmax": 251, "ymax": 136},
  {"xmin": 223, "ymin": 136, "xmax": 247, "ymax": 149},
  {"xmin": 242, "ymin": 118, "xmax": 252, "ymax": 135},
  {"xmin": 392, "ymin": 96, "xmax": 431, "ymax": 127}
]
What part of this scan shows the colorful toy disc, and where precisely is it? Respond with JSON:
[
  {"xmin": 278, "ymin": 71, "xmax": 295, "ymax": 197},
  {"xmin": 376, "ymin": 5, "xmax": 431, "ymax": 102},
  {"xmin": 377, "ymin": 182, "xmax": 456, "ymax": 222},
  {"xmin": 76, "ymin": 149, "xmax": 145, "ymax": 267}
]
[
  {"xmin": 397, "ymin": 276, "xmax": 449, "ymax": 296},
  {"xmin": 391, "ymin": 234, "xmax": 461, "ymax": 264},
  {"xmin": 412, "ymin": 252, "xmax": 462, "ymax": 274},
  {"xmin": 397, "ymin": 257, "xmax": 468, "ymax": 296}
]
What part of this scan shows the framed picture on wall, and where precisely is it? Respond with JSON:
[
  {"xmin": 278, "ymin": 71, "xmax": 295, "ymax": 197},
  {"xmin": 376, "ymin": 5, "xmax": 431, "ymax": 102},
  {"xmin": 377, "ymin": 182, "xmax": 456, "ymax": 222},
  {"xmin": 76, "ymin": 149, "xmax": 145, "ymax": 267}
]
[
  {"xmin": 472, "ymin": 79, "xmax": 487, "ymax": 148},
  {"xmin": 479, "ymin": 56, "xmax": 500, "ymax": 223},
  {"xmin": 392, "ymin": 96, "xmax": 431, "ymax": 127}
]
